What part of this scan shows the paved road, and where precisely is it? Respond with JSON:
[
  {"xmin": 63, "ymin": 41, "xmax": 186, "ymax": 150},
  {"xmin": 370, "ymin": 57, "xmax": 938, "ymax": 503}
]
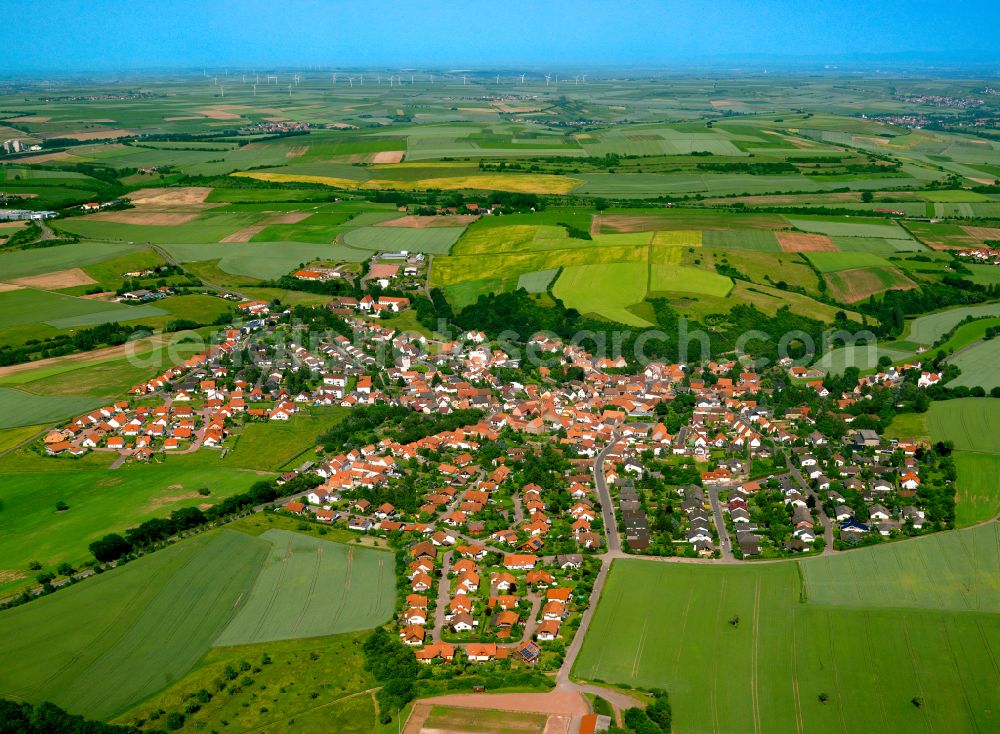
[
  {"xmin": 707, "ymin": 486, "xmax": 735, "ymax": 560},
  {"xmin": 592, "ymin": 434, "xmax": 622, "ymax": 554},
  {"xmin": 432, "ymin": 551, "xmax": 452, "ymax": 641},
  {"xmin": 149, "ymin": 243, "xmax": 249, "ymax": 300},
  {"xmin": 787, "ymin": 460, "xmax": 836, "ymax": 555}
]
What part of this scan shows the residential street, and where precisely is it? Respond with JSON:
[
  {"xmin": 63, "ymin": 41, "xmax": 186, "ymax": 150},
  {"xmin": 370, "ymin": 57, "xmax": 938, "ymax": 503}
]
[
  {"xmin": 787, "ymin": 460, "xmax": 836, "ymax": 555},
  {"xmin": 707, "ymin": 486, "xmax": 735, "ymax": 560}
]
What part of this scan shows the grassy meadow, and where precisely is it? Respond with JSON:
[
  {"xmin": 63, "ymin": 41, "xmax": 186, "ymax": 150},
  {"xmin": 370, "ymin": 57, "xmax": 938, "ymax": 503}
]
[{"xmin": 575, "ymin": 525, "xmax": 1000, "ymax": 734}]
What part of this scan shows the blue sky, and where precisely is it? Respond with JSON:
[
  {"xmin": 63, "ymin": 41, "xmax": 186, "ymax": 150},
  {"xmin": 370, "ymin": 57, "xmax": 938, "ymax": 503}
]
[{"xmin": 6, "ymin": 0, "xmax": 999, "ymax": 71}]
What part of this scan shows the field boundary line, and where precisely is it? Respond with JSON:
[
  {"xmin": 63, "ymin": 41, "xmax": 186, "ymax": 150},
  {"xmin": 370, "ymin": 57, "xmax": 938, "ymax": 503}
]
[
  {"xmin": 290, "ymin": 543, "xmax": 323, "ymax": 635},
  {"xmin": 790, "ymin": 609, "xmax": 804, "ymax": 734},
  {"xmin": 630, "ymin": 616, "xmax": 649, "ymax": 679},
  {"xmin": 23, "ymin": 537, "xmax": 200, "ymax": 695},
  {"xmin": 116, "ymin": 543, "xmax": 261, "ymax": 718},
  {"xmin": 710, "ymin": 576, "xmax": 726, "ymax": 734},
  {"xmin": 862, "ymin": 612, "xmax": 891, "ymax": 734},
  {"xmin": 247, "ymin": 538, "xmax": 293, "ymax": 643},
  {"xmin": 939, "ymin": 614, "xmax": 982, "ymax": 733},
  {"xmin": 750, "ymin": 578, "xmax": 761, "ymax": 734},
  {"xmin": 900, "ymin": 618, "xmax": 934, "ymax": 734},
  {"xmin": 329, "ymin": 546, "xmax": 355, "ymax": 629},
  {"xmin": 824, "ymin": 612, "xmax": 849, "ymax": 734},
  {"xmin": 975, "ymin": 619, "xmax": 1000, "ymax": 681},
  {"xmin": 670, "ymin": 587, "xmax": 694, "ymax": 680}
]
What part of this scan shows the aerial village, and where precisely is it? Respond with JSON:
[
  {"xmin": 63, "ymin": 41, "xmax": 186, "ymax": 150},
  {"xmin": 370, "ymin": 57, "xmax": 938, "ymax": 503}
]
[{"xmin": 36, "ymin": 272, "xmax": 953, "ymax": 667}]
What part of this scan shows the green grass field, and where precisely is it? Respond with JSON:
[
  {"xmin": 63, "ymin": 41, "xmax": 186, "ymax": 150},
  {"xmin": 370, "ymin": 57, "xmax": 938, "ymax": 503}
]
[
  {"xmin": 649, "ymin": 264, "xmax": 733, "ymax": 297},
  {"xmin": 0, "ymin": 242, "xmax": 141, "ymax": 280},
  {"xmin": 702, "ymin": 230, "xmax": 781, "ymax": 251},
  {"xmin": 0, "ymin": 423, "xmax": 49, "ymax": 453},
  {"xmin": 516, "ymin": 268, "xmax": 559, "ymax": 293},
  {"xmin": 789, "ymin": 216, "xmax": 913, "ymax": 239},
  {"xmin": 947, "ymin": 338, "xmax": 1000, "ymax": 391},
  {"xmin": 927, "ymin": 398, "xmax": 1000, "ymax": 454},
  {"xmin": 225, "ymin": 407, "xmax": 347, "ymax": 471},
  {"xmin": 0, "ymin": 452, "xmax": 270, "ymax": 593},
  {"xmin": 0, "ymin": 530, "xmax": 269, "ymax": 720},
  {"xmin": 884, "ymin": 412, "xmax": 930, "ymax": 442},
  {"xmin": 0, "ymin": 288, "xmax": 164, "ymax": 330},
  {"xmin": 926, "ymin": 399, "xmax": 1000, "ymax": 525},
  {"xmin": 214, "ymin": 528, "xmax": 394, "ymax": 646},
  {"xmin": 0, "ymin": 523, "xmax": 394, "ymax": 721},
  {"xmin": 343, "ymin": 225, "xmax": 465, "ymax": 254},
  {"xmin": 951, "ymin": 453, "xmax": 1000, "ymax": 527},
  {"xmin": 906, "ymin": 304, "xmax": 1000, "ymax": 345},
  {"xmin": 934, "ymin": 318, "xmax": 1000, "ymax": 355},
  {"xmin": 551, "ymin": 262, "xmax": 652, "ymax": 326},
  {"xmin": 815, "ymin": 345, "xmax": 914, "ymax": 375},
  {"xmin": 805, "ymin": 252, "xmax": 892, "ymax": 273},
  {"xmin": 0, "ymin": 387, "xmax": 104, "ymax": 428},
  {"xmin": 575, "ymin": 526, "xmax": 1000, "ymax": 734},
  {"xmin": 114, "ymin": 631, "xmax": 378, "ymax": 734},
  {"xmin": 162, "ymin": 241, "xmax": 367, "ymax": 279}
]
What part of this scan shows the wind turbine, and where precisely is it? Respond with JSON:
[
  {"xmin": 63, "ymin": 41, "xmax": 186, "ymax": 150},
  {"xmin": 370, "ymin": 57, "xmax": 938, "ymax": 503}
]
[
  {"xmin": 520, "ymin": 73, "xmax": 526, "ymax": 84},
  {"xmin": 348, "ymin": 77, "xmax": 353, "ymax": 88},
  {"xmin": 288, "ymin": 84, "xmax": 293, "ymax": 97},
  {"xmin": 545, "ymin": 74, "xmax": 551, "ymax": 86},
  {"xmin": 410, "ymin": 74, "xmax": 414, "ymax": 84},
  {"xmin": 496, "ymin": 74, "xmax": 500, "ymax": 85},
  {"xmin": 582, "ymin": 74, "xmax": 587, "ymax": 83},
  {"xmin": 462, "ymin": 75, "xmax": 467, "ymax": 85},
  {"xmin": 253, "ymin": 84, "xmax": 257, "ymax": 96},
  {"xmin": 574, "ymin": 75, "xmax": 579, "ymax": 85}
]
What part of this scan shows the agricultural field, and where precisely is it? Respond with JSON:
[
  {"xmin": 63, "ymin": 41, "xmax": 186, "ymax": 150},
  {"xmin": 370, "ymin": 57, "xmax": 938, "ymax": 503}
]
[
  {"xmin": 552, "ymin": 262, "xmax": 653, "ymax": 326},
  {"xmin": 343, "ymin": 225, "xmax": 465, "ymax": 254},
  {"xmin": 0, "ymin": 451, "xmax": 270, "ymax": 594},
  {"xmin": 0, "ymin": 287, "xmax": 167, "ymax": 330},
  {"xmin": 0, "ymin": 386, "xmax": 104, "ymax": 429},
  {"xmin": 0, "ymin": 530, "xmax": 268, "ymax": 719},
  {"xmin": 927, "ymin": 399, "xmax": 1000, "ymax": 525},
  {"xmin": 0, "ymin": 525, "xmax": 394, "ymax": 720},
  {"xmin": 927, "ymin": 398, "xmax": 1000, "ymax": 454},
  {"xmin": 906, "ymin": 304, "xmax": 1000, "ymax": 345},
  {"xmin": 224, "ymin": 407, "xmax": 348, "ymax": 471},
  {"xmin": 947, "ymin": 339, "xmax": 1000, "ymax": 391},
  {"xmin": 575, "ymin": 527, "xmax": 1000, "ymax": 734},
  {"xmin": 214, "ymin": 529, "xmax": 394, "ymax": 646}
]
